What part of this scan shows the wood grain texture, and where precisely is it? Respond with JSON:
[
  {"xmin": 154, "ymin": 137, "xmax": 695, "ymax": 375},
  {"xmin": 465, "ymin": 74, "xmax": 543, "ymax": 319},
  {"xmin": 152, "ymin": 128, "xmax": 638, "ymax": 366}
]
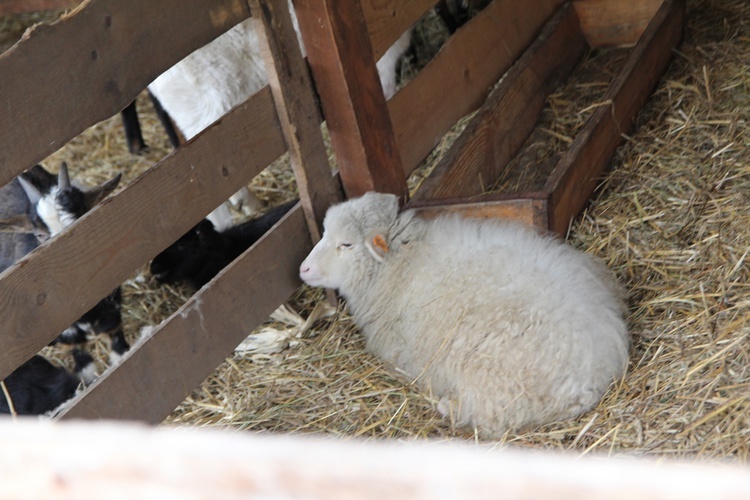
[
  {"xmin": 295, "ymin": 0, "xmax": 407, "ymax": 201},
  {"xmin": 0, "ymin": 0, "xmax": 78, "ymax": 15},
  {"xmin": 573, "ymin": 0, "xmax": 663, "ymax": 48},
  {"xmin": 361, "ymin": 0, "xmax": 436, "ymax": 60},
  {"xmin": 546, "ymin": 0, "xmax": 684, "ymax": 235},
  {"xmin": 0, "ymin": 0, "xmax": 250, "ymax": 186},
  {"xmin": 0, "ymin": 88, "xmax": 286, "ymax": 381},
  {"xmin": 389, "ymin": 0, "xmax": 565, "ymax": 176},
  {"xmin": 250, "ymin": 0, "xmax": 341, "ymax": 241},
  {"xmin": 409, "ymin": 194, "xmax": 549, "ymax": 229},
  {"xmin": 57, "ymin": 206, "xmax": 309, "ymax": 423},
  {"xmin": 412, "ymin": 3, "xmax": 585, "ymax": 201}
]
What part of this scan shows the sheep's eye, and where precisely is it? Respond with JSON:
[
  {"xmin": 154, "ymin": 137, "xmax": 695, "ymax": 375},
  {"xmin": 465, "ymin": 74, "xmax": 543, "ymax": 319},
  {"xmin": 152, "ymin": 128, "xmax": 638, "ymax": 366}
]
[{"xmin": 337, "ymin": 242, "xmax": 353, "ymax": 250}]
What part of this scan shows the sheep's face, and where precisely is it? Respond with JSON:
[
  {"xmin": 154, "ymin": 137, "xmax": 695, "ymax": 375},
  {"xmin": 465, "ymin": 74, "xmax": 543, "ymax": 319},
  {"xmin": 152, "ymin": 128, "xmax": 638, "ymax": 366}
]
[{"xmin": 299, "ymin": 192, "xmax": 399, "ymax": 292}]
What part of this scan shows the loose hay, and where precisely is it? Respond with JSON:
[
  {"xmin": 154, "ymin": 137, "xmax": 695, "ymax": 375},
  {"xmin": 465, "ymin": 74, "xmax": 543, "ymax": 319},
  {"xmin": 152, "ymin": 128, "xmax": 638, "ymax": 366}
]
[{"xmin": 2, "ymin": 0, "xmax": 749, "ymax": 460}]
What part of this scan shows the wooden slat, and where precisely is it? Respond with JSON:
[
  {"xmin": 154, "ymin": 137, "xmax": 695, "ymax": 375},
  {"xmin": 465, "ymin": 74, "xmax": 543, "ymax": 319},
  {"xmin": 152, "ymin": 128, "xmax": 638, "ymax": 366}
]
[
  {"xmin": 0, "ymin": 0, "xmax": 250, "ymax": 187},
  {"xmin": 8, "ymin": 420, "xmax": 750, "ymax": 498},
  {"xmin": 573, "ymin": 0, "xmax": 663, "ymax": 48},
  {"xmin": 410, "ymin": 194, "xmax": 548, "ymax": 229},
  {"xmin": 411, "ymin": 3, "xmax": 585, "ymax": 201},
  {"xmin": 389, "ymin": 0, "xmax": 565, "ymax": 176},
  {"xmin": 294, "ymin": 0, "xmax": 407, "ymax": 201},
  {"xmin": 0, "ymin": 88, "xmax": 286, "ymax": 381},
  {"xmin": 361, "ymin": 0, "xmax": 436, "ymax": 60},
  {"xmin": 250, "ymin": 0, "xmax": 341, "ymax": 241},
  {"xmin": 545, "ymin": 0, "xmax": 684, "ymax": 235},
  {"xmin": 57, "ymin": 206, "xmax": 309, "ymax": 423},
  {"xmin": 0, "ymin": 0, "xmax": 78, "ymax": 15}
]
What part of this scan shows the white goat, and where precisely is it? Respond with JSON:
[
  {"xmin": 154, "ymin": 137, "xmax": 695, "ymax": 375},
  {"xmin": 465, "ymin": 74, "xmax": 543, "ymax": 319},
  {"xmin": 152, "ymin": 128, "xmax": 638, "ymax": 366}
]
[
  {"xmin": 299, "ymin": 192, "xmax": 630, "ymax": 437},
  {"xmin": 148, "ymin": 11, "xmax": 411, "ymax": 230}
]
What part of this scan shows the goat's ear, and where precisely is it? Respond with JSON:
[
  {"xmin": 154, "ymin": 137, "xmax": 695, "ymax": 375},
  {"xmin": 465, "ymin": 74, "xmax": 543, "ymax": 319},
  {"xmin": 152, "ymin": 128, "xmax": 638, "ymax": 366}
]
[
  {"xmin": 17, "ymin": 175, "xmax": 43, "ymax": 205},
  {"xmin": 58, "ymin": 162, "xmax": 71, "ymax": 189},
  {"xmin": 84, "ymin": 172, "xmax": 122, "ymax": 210},
  {"xmin": 24, "ymin": 164, "xmax": 56, "ymax": 192},
  {"xmin": 364, "ymin": 231, "xmax": 389, "ymax": 263}
]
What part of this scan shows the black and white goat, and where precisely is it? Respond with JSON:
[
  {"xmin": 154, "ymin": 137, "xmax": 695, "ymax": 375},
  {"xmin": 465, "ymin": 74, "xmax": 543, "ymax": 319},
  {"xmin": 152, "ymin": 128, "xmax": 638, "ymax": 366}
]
[
  {"xmin": 0, "ymin": 163, "xmax": 127, "ymax": 376},
  {"xmin": 151, "ymin": 200, "xmax": 296, "ymax": 289},
  {"xmin": 0, "ymin": 351, "xmax": 92, "ymax": 416}
]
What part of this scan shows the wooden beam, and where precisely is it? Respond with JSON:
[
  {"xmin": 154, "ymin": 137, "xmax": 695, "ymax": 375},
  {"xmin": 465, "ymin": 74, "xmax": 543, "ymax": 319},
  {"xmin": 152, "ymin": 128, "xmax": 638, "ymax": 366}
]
[
  {"xmin": 545, "ymin": 0, "xmax": 684, "ymax": 235},
  {"xmin": 0, "ymin": 88, "xmax": 287, "ymax": 381},
  {"xmin": 411, "ymin": 3, "xmax": 585, "ymax": 201},
  {"xmin": 294, "ymin": 0, "xmax": 407, "ymax": 201},
  {"xmin": 409, "ymin": 193, "xmax": 549, "ymax": 229},
  {"xmin": 57, "ymin": 206, "xmax": 309, "ymax": 423},
  {"xmin": 249, "ymin": 0, "xmax": 341, "ymax": 241},
  {"xmin": 6, "ymin": 420, "xmax": 750, "ymax": 498},
  {"xmin": 573, "ymin": 0, "xmax": 664, "ymax": 48},
  {"xmin": 0, "ymin": 0, "xmax": 250, "ymax": 186},
  {"xmin": 361, "ymin": 0, "xmax": 436, "ymax": 60},
  {"xmin": 389, "ymin": 0, "xmax": 565, "ymax": 176}
]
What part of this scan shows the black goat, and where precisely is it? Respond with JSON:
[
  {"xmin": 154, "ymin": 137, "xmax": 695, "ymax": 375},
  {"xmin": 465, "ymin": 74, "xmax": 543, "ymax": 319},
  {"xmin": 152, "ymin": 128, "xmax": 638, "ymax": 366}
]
[
  {"xmin": 151, "ymin": 200, "xmax": 297, "ymax": 289},
  {"xmin": 4, "ymin": 163, "xmax": 128, "ymax": 366},
  {"xmin": 0, "ymin": 351, "xmax": 92, "ymax": 415}
]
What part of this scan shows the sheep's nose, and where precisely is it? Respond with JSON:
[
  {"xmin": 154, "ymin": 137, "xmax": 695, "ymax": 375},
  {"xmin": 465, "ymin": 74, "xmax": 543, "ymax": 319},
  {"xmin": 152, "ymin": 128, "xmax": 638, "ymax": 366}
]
[{"xmin": 299, "ymin": 264, "xmax": 310, "ymax": 275}]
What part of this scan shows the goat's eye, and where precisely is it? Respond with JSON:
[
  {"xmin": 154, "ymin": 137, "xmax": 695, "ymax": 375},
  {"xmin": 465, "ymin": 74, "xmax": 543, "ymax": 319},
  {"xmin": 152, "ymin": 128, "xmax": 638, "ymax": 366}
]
[{"xmin": 337, "ymin": 242, "xmax": 353, "ymax": 250}]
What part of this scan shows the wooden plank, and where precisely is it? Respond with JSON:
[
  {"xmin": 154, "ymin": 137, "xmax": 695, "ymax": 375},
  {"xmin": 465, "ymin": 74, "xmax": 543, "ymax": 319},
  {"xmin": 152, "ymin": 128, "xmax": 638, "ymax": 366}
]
[
  {"xmin": 294, "ymin": 0, "xmax": 407, "ymax": 201},
  {"xmin": 0, "ymin": 88, "xmax": 287, "ymax": 381},
  {"xmin": 250, "ymin": 0, "xmax": 342, "ymax": 241},
  {"xmin": 9, "ymin": 420, "xmax": 750, "ymax": 498},
  {"xmin": 573, "ymin": 0, "xmax": 663, "ymax": 48},
  {"xmin": 0, "ymin": 0, "xmax": 78, "ymax": 15},
  {"xmin": 390, "ymin": 0, "xmax": 565, "ymax": 176},
  {"xmin": 361, "ymin": 0, "xmax": 436, "ymax": 60},
  {"xmin": 412, "ymin": 3, "xmax": 585, "ymax": 201},
  {"xmin": 409, "ymin": 194, "xmax": 548, "ymax": 229},
  {"xmin": 545, "ymin": 0, "xmax": 684, "ymax": 235},
  {"xmin": 0, "ymin": 0, "xmax": 250, "ymax": 187},
  {"xmin": 57, "ymin": 206, "xmax": 309, "ymax": 423}
]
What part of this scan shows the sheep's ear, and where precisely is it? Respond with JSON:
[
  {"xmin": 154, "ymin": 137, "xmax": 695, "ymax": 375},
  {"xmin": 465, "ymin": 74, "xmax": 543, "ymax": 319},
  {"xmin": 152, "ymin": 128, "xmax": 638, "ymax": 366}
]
[
  {"xmin": 17, "ymin": 175, "xmax": 43, "ymax": 205},
  {"xmin": 364, "ymin": 231, "xmax": 389, "ymax": 263},
  {"xmin": 84, "ymin": 172, "xmax": 122, "ymax": 210}
]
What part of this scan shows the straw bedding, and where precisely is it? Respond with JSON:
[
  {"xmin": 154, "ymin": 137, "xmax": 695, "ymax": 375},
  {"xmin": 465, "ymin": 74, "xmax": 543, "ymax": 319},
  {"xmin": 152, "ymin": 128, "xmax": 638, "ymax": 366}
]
[{"xmin": 1, "ymin": 0, "xmax": 748, "ymax": 459}]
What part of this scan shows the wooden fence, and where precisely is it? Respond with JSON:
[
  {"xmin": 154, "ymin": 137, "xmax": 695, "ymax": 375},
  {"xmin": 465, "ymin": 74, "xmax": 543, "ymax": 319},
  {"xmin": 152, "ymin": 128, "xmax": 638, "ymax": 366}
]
[{"xmin": 0, "ymin": 0, "xmax": 683, "ymax": 423}]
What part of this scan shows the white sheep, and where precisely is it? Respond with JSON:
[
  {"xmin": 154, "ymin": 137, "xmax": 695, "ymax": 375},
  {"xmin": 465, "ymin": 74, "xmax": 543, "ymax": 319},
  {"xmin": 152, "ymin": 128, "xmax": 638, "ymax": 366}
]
[
  {"xmin": 299, "ymin": 192, "xmax": 630, "ymax": 437},
  {"xmin": 147, "ymin": 10, "xmax": 411, "ymax": 230}
]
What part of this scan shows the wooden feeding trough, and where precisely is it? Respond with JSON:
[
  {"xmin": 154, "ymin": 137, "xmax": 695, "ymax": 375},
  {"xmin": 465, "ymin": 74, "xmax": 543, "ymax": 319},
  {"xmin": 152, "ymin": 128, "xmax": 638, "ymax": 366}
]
[
  {"xmin": 402, "ymin": 0, "xmax": 685, "ymax": 236},
  {"xmin": 0, "ymin": 0, "xmax": 684, "ymax": 424}
]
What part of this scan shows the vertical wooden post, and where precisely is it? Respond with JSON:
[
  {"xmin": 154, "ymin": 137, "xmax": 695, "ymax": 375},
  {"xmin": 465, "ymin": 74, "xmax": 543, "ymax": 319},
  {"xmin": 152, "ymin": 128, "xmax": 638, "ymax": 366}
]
[
  {"xmin": 248, "ymin": 0, "xmax": 342, "ymax": 241},
  {"xmin": 293, "ymin": 0, "xmax": 407, "ymax": 203}
]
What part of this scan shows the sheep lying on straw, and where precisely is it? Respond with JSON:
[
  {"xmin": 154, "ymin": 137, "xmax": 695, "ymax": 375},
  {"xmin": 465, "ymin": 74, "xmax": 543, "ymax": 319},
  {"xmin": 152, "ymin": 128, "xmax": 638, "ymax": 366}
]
[{"xmin": 299, "ymin": 192, "xmax": 630, "ymax": 437}]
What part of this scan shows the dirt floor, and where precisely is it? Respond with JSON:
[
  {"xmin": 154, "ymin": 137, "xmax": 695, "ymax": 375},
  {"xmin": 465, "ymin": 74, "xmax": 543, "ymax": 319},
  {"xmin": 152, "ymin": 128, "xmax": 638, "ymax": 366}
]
[{"xmin": 1, "ymin": 0, "xmax": 748, "ymax": 460}]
